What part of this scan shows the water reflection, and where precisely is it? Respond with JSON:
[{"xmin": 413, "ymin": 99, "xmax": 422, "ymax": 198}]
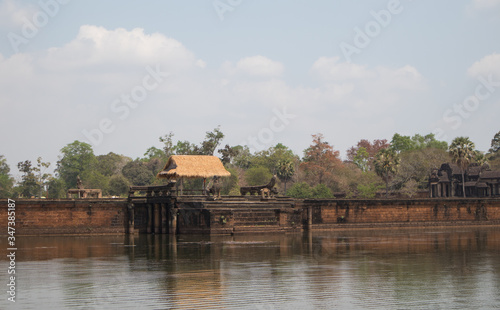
[{"xmin": 2, "ymin": 228, "xmax": 500, "ymax": 309}]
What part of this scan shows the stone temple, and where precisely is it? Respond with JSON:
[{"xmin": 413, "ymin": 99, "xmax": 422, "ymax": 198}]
[{"xmin": 429, "ymin": 163, "xmax": 500, "ymax": 198}]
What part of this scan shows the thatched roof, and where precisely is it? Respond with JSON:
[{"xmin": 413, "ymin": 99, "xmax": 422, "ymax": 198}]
[{"xmin": 157, "ymin": 155, "xmax": 231, "ymax": 179}]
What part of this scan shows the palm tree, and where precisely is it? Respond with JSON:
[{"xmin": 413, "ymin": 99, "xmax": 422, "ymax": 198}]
[
  {"xmin": 374, "ymin": 148, "xmax": 400, "ymax": 198},
  {"xmin": 276, "ymin": 159, "xmax": 295, "ymax": 194},
  {"xmin": 474, "ymin": 151, "xmax": 487, "ymax": 167},
  {"xmin": 449, "ymin": 137, "xmax": 475, "ymax": 198}
]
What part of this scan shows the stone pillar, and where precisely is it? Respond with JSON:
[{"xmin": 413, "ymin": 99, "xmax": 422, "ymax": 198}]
[
  {"xmin": 307, "ymin": 206, "xmax": 313, "ymax": 229},
  {"xmin": 161, "ymin": 204, "xmax": 168, "ymax": 234},
  {"xmin": 279, "ymin": 210, "xmax": 287, "ymax": 227},
  {"xmin": 147, "ymin": 204, "xmax": 153, "ymax": 234},
  {"xmin": 127, "ymin": 203, "xmax": 135, "ymax": 234},
  {"xmin": 169, "ymin": 208, "xmax": 178, "ymax": 235},
  {"xmin": 154, "ymin": 203, "xmax": 161, "ymax": 234}
]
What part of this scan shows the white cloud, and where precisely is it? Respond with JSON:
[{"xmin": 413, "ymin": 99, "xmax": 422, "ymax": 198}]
[
  {"xmin": 472, "ymin": 0, "xmax": 500, "ymax": 10},
  {"xmin": 311, "ymin": 56, "xmax": 374, "ymax": 81},
  {"xmin": 309, "ymin": 56, "xmax": 425, "ymax": 114},
  {"xmin": 0, "ymin": 26, "xmax": 207, "ymax": 173},
  {"xmin": 0, "ymin": 25, "xmax": 433, "ymax": 176},
  {"xmin": 41, "ymin": 25, "xmax": 203, "ymax": 72},
  {"xmin": 0, "ymin": 0, "xmax": 37, "ymax": 28},
  {"xmin": 223, "ymin": 55, "xmax": 284, "ymax": 77},
  {"xmin": 311, "ymin": 56, "xmax": 423, "ymax": 88},
  {"xmin": 467, "ymin": 53, "xmax": 500, "ymax": 77}
]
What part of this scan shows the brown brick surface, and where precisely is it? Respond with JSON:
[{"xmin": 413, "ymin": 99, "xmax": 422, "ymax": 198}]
[{"xmin": 0, "ymin": 199, "xmax": 127, "ymax": 235}]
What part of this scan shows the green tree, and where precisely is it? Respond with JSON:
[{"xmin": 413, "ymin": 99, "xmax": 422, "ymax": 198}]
[
  {"xmin": 173, "ymin": 140, "xmax": 197, "ymax": 155},
  {"xmin": 145, "ymin": 158, "xmax": 165, "ymax": 179},
  {"xmin": 312, "ymin": 184, "xmax": 334, "ymax": 198},
  {"xmin": 82, "ymin": 170, "xmax": 109, "ymax": 194},
  {"xmin": 353, "ymin": 147, "xmax": 370, "ymax": 172},
  {"xmin": 230, "ymin": 145, "xmax": 253, "ymax": 169},
  {"xmin": 475, "ymin": 151, "xmax": 487, "ymax": 166},
  {"xmin": 0, "ymin": 155, "xmax": 14, "ymax": 198},
  {"xmin": 143, "ymin": 146, "xmax": 166, "ymax": 161},
  {"xmin": 422, "ymin": 134, "xmax": 448, "ymax": 150},
  {"xmin": 390, "ymin": 133, "xmax": 447, "ymax": 153},
  {"xmin": 276, "ymin": 158, "xmax": 295, "ymax": 193},
  {"xmin": 198, "ymin": 126, "xmax": 224, "ymax": 155},
  {"xmin": 489, "ymin": 131, "xmax": 500, "ymax": 155},
  {"xmin": 96, "ymin": 152, "xmax": 131, "ymax": 177},
  {"xmin": 159, "ymin": 132, "xmax": 175, "ymax": 157},
  {"xmin": 390, "ymin": 133, "xmax": 414, "ymax": 153},
  {"xmin": 17, "ymin": 160, "xmax": 38, "ymax": 198},
  {"xmin": 374, "ymin": 148, "xmax": 401, "ymax": 197},
  {"xmin": 218, "ymin": 144, "xmax": 241, "ymax": 165},
  {"xmin": 347, "ymin": 139, "xmax": 389, "ymax": 171},
  {"xmin": 357, "ymin": 182, "xmax": 383, "ymax": 199},
  {"xmin": 57, "ymin": 141, "xmax": 97, "ymax": 189},
  {"xmin": 251, "ymin": 143, "xmax": 298, "ymax": 172},
  {"xmin": 34, "ymin": 157, "xmax": 51, "ymax": 198},
  {"xmin": 449, "ymin": 137, "xmax": 476, "ymax": 198},
  {"xmin": 245, "ymin": 166, "xmax": 273, "ymax": 186},
  {"xmin": 220, "ymin": 166, "xmax": 239, "ymax": 195},
  {"xmin": 286, "ymin": 182, "xmax": 313, "ymax": 198},
  {"xmin": 109, "ymin": 175, "xmax": 130, "ymax": 197},
  {"xmin": 122, "ymin": 160, "xmax": 154, "ymax": 186},
  {"xmin": 285, "ymin": 182, "xmax": 335, "ymax": 199},
  {"xmin": 47, "ymin": 177, "xmax": 66, "ymax": 198}
]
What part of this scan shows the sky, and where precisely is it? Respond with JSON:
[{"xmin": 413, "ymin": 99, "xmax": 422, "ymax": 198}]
[{"xmin": 1, "ymin": 0, "xmax": 500, "ymax": 179}]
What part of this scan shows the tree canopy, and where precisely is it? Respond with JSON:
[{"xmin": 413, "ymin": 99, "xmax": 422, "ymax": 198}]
[
  {"xmin": 0, "ymin": 155, "xmax": 14, "ymax": 198},
  {"xmin": 2, "ymin": 128, "xmax": 493, "ymax": 200},
  {"xmin": 449, "ymin": 136, "xmax": 476, "ymax": 198},
  {"xmin": 374, "ymin": 148, "xmax": 401, "ymax": 197},
  {"xmin": 490, "ymin": 131, "xmax": 500, "ymax": 155},
  {"xmin": 301, "ymin": 134, "xmax": 342, "ymax": 186},
  {"xmin": 57, "ymin": 140, "xmax": 97, "ymax": 189},
  {"xmin": 390, "ymin": 133, "xmax": 447, "ymax": 153}
]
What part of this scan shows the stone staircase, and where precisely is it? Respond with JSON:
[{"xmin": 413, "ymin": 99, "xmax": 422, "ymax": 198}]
[{"xmin": 233, "ymin": 210, "xmax": 279, "ymax": 227}]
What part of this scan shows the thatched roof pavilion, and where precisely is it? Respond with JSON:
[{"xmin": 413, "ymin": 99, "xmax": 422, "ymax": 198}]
[{"xmin": 157, "ymin": 155, "xmax": 230, "ymax": 180}]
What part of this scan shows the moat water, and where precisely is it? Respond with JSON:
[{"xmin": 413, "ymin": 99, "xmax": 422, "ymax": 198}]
[{"xmin": 2, "ymin": 227, "xmax": 500, "ymax": 309}]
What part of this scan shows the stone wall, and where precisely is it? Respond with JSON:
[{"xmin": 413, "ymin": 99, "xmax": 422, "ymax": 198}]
[
  {"xmin": 0, "ymin": 199, "xmax": 128, "ymax": 235},
  {"xmin": 172, "ymin": 198, "xmax": 302, "ymax": 234},
  {"xmin": 2, "ymin": 198, "xmax": 500, "ymax": 236},
  {"xmin": 302, "ymin": 198, "xmax": 500, "ymax": 229}
]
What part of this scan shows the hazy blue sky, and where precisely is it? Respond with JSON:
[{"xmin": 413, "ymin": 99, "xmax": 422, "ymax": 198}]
[{"xmin": 1, "ymin": 0, "xmax": 499, "ymax": 177}]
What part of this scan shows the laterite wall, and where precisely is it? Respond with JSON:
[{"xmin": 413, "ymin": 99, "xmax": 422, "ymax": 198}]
[
  {"xmin": 302, "ymin": 198, "xmax": 500, "ymax": 228},
  {"xmin": 0, "ymin": 199, "xmax": 128, "ymax": 235}
]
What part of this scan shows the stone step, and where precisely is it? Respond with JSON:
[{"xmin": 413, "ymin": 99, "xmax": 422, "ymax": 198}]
[
  {"xmin": 233, "ymin": 212, "xmax": 277, "ymax": 219},
  {"xmin": 234, "ymin": 221, "xmax": 278, "ymax": 226}
]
